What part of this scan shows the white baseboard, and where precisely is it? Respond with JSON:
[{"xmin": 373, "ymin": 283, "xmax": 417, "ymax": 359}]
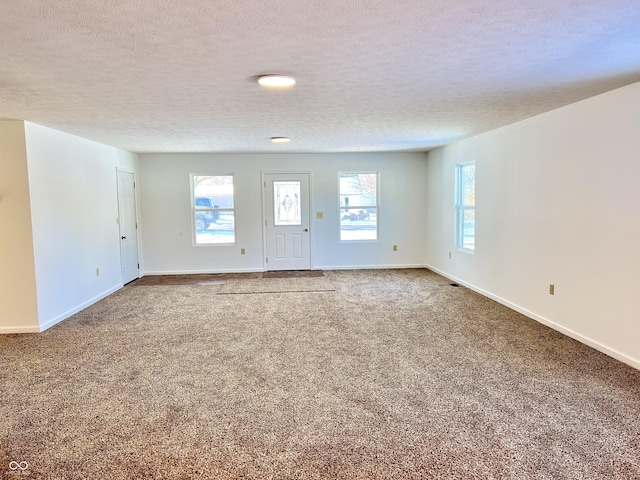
[
  {"xmin": 37, "ymin": 284, "xmax": 123, "ymax": 332},
  {"xmin": 0, "ymin": 325, "xmax": 40, "ymax": 334},
  {"xmin": 318, "ymin": 264, "xmax": 428, "ymax": 271},
  {"xmin": 142, "ymin": 268, "xmax": 264, "ymax": 276},
  {"xmin": 426, "ymin": 264, "xmax": 640, "ymax": 371},
  {"xmin": 143, "ymin": 265, "xmax": 429, "ymax": 276}
]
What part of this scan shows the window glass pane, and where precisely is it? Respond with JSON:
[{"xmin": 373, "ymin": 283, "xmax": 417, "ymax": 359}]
[
  {"xmin": 339, "ymin": 173, "xmax": 377, "ymax": 207},
  {"xmin": 462, "ymin": 209, "xmax": 475, "ymax": 250},
  {"xmin": 340, "ymin": 208, "xmax": 377, "ymax": 241},
  {"xmin": 195, "ymin": 211, "xmax": 235, "ymax": 244},
  {"xmin": 274, "ymin": 181, "xmax": 301, "ymax": 226},
  {"xmin": 193, "ymin": 175, "xmax": 234, "ymax": 208},
  {"xmin": 455, "ymin": 162, "xmax": 475, "ymax": 252},
  {"xmin": 461, "ymin": 164, "xmax": 475, "ymax": 207},
  {"xmin": 192, "ymin": 174, "xmax": 235, "ymax": 244},
  {"xmin": 339, "ymin": 172, "xmax": 378, "ymax": 241}
]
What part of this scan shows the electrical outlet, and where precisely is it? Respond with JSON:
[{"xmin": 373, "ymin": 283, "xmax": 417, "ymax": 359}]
[
  {"xmin": 448, "ymin": 251, "xmax": 452, "ymax": 259},
  {"xmin": 96, "ymin": 268, "xmax": 100, "ymax": 276},
  {"xmin": 241, "ymin": 248, "xmax": 246, "ymax": 255},
  {"xmin": 393, "ymin": 245, "xmax": 398, "ymax": 251},
  {"xmin": 549, "ymin": 284, "xmax": 555, "ymax": 295}
]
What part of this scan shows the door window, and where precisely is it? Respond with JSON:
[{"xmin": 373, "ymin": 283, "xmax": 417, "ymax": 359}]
[{"xmin": 273, "ymin": 181, "xmax": 301, "ymax": 226}]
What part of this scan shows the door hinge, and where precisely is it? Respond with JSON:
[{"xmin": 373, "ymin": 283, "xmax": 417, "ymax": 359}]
[
  {"xmin": 137, "ymin": 263, "xmax": 140, "ymax": 269},
  {"xmin": 133, "ymin": 182, "xmax": 136, "ymax": 188},
  {"xmin": 266, "ymin": 258, "xmax": 268, "ymax": 263}
]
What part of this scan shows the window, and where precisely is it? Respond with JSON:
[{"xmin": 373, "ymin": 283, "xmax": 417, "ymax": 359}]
[
  {"xmin": 191, "ymin": 174, "xmax": 235, "ymax": 244},
  {"xmin": 455, "ymin": 162, "xmax": 475, "ymax": 252},
  {"xmin": 339, "ymin": 172, "xmax": 378, "ymax": 241}
]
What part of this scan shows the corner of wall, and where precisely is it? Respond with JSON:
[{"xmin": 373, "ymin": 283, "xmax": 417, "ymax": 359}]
[
  {"xmin": 423, "ymin": 82, "xmax": 640, "ymax": 371},
  {"xmin": 0, "ymin": 120, "xmax": 40, "ymax": 332}
]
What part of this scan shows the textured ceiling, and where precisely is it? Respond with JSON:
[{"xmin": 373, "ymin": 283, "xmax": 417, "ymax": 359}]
[{"xmin": 1, "ymin": 0, "xmax": 639, "ymax": 153}]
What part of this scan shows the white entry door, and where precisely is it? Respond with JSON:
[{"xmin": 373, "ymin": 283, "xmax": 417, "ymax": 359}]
[
  {"xmin": 117, "ymin": 170, "xmax": 139, "ymax": 284},
  {"xmin": 264, "ymin": 173, "xmax": 311, "ymax": 271}
]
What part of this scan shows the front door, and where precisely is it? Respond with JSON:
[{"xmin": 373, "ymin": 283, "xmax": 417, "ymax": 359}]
[
  {"xmin": 264, "ymin": 173, "xmax": 311, "ymax": 271},
  {"xmin": 117, "ymin": 170, "xmax": 139, "ymax": 284}
]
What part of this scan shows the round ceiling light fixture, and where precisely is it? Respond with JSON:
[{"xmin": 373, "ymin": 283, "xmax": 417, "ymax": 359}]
[
  {"xmin": 258, "ymin": 74, "xmax": 296, "ymax": 88},
  {"xmin": 271, "ymin": 137, "xmax": 291, "ymax": 144}
]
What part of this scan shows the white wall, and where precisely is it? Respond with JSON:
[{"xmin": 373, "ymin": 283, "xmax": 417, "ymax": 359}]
[
  {"xmin": 139, "ymin": 152, "xmax": 429, "ymax": 274},
  {"xmin": 24, "ymin": 122, "xmax": 139, "ymax": 330},
  {"xmin": 0, "ymin": 121, "xmax": 39, "ymax": 332},
  {"xmin": 425, "ymin": 81, "xmax": 640, "ymax": 369}
]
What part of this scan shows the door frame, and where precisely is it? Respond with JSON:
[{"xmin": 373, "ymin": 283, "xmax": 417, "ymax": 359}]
[
  {"xmin": 261, "ymin": 171, "xmax": 313, "ymax": 271},
  {"xmin": 116, "ymin": 167, "xmax": 140, "ymax": 284}
]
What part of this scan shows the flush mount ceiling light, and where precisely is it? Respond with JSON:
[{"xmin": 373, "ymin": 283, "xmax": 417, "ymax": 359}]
[
  {"xmin": 257, "ymin": 74, "xmax": 296, "ymax": 88},
  {"xmin": 271, "ymin": 137, "xmax": 291, "ymax": 144}
]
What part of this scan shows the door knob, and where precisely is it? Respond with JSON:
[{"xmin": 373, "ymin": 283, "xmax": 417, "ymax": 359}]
[
  {"xmin": 121, "ymin": 236, "xmax": 126, "ymax": 240},
  {"xmin": 303, "ymin": 228, "xmax": 308, "ymax": 232}
]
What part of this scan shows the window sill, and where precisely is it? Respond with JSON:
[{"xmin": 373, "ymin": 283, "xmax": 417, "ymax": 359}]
[
  {"xmin": 193, "ymin": 242, "xmax": 237, "ymax": 247},
  {"xmin": 339, "ymin": 239, "xmax": 379, "ymax": 244}
]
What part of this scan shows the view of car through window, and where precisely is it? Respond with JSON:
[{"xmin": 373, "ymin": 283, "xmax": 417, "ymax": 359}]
[
  {"xmin": 194, "ymin": 197, "xmax": 220, "ymax": 232},
  {"xmin": 192, "ymin": 175, "xmax": 235, "ymax": 244}
]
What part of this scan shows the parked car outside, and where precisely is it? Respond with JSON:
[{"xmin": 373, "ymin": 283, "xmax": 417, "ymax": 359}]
[
  {"xmin": 195, "ymin": 197, "xmax": 220, "ymax": 231},
  {"xmin": 341, "ymin": 209, "xmax": 370, "ymax": 221}
]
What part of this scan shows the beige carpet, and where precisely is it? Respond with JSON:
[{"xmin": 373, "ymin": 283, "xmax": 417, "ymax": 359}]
[
  {"xmin": 1, "ymin": 269, "xmax": 639, "ymax": 479},
  {"xmin": 217, "ymin": 277, "xmax": 334, "ymax": 294},
  {"xmin": 130, "ymin": 270, "xmax": 325, "ymax": 286}
]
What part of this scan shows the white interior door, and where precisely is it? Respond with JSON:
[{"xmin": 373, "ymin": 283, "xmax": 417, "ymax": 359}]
[
  {"xmin": 264, "ymin": 173, "xmax": 311, "ymax": 271},
  {"xmin": 117, "ymin": 170, "xmax": 139, "ymax": 284}
]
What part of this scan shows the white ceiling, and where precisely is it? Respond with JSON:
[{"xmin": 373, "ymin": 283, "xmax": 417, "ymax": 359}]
[{"xmin": 1, "ymin": 0, "xmax": 639, "ymax": 153}]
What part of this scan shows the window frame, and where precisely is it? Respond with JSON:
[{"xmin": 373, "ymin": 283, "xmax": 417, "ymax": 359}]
[
  {"xmin": 338, "ymin": 171, "xmax": 379, "ymax": 242},
  {"xmin": 190, "ymin": 173, "xmax": 236, "ymax": 246},
  {"xmin": 455, "ymin": 161, "xmax": 475, "ymax": 253}
]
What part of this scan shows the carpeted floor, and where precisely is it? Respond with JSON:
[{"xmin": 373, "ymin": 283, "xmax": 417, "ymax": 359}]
[
  {"xmin": 216, "ymin": 276, "xmax": 334, "ymax": 295},
  {"xmin": 130, "ymin": 270, "xmax": 325, "ymax": 286},
  {"xmin": 1, "ymin": 269, "xmax": 639, "ymax": 479}
]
